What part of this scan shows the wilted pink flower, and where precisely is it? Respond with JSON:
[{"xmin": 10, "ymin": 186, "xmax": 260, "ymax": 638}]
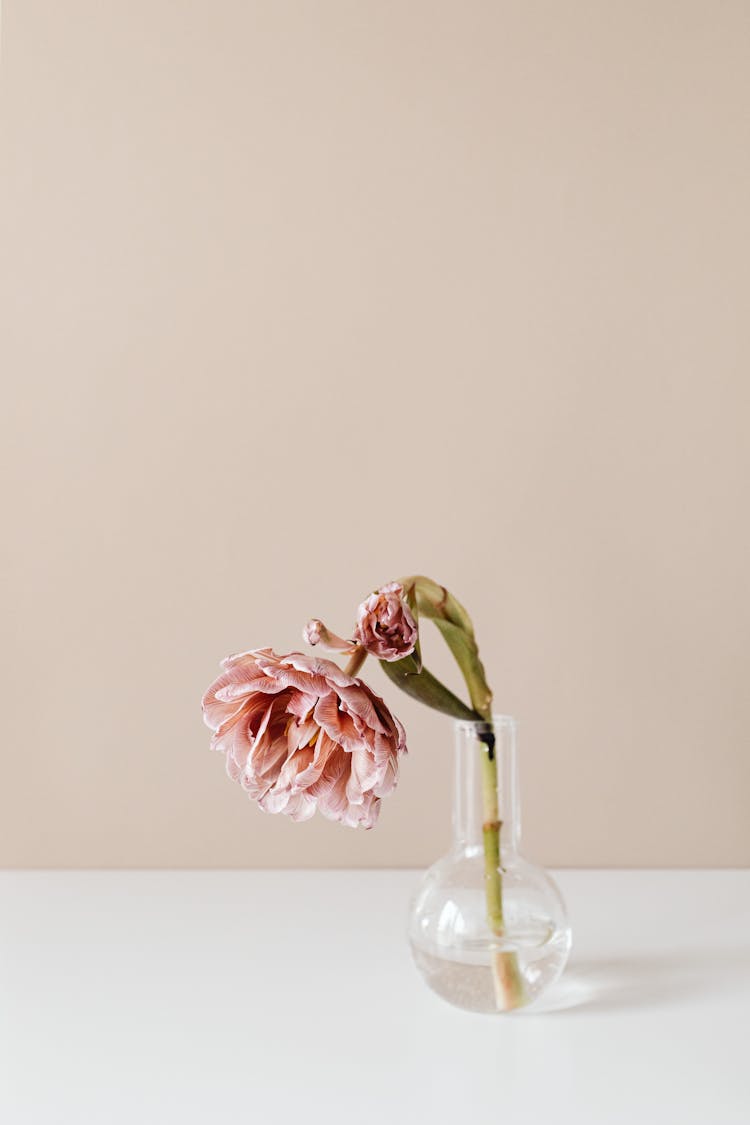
[
  {"xmin": 303, "ymin": 619, "xmax": 356, "ymax": 654},
  {"xmin": 353, "ymin": 581, "xmax": 418, "ymax": 662},
  {"xmin": 303, "ymin": 619, "xmax": 324, "ymax": 646},
  {"xmin": 202, "ymin": 649, "xmax": 406, "ymax": 829}
]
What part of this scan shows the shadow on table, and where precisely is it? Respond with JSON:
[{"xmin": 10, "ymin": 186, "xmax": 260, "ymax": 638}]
[{"xmin": 535, "ymin": 948, "xmax": 750, "ymax": 1014}]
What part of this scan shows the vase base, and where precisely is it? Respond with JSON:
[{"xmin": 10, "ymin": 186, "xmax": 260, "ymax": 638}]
[{"xmin": 411, "ymin": 938, "xmax": 570, "ymax": 1014}]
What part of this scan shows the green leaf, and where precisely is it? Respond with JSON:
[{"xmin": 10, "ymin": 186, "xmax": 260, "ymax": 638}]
[{"xmin": 380, "ymin": 659, "xmax": 481, "ymax": 722}]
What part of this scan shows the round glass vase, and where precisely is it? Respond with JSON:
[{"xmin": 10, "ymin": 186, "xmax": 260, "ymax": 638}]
[{"xmin": 408, "ymin": 716, "xmax": 571, "ymax": 1014}]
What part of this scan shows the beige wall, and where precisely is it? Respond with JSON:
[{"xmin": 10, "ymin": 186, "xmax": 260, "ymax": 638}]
[{"xmin": 1, "ymin": 1, "xmax": 748, "ymax": 869}]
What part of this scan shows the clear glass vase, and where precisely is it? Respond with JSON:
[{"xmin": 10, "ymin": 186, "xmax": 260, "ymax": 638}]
[{"xmin": 409, "ymin": 716, "xmax": 571, "ymax": 1013}]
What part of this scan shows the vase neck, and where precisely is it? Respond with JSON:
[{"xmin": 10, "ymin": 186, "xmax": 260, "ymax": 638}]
[{"xmin": 452, "ymin": 717, "xmax": 521, "ymax": 855}]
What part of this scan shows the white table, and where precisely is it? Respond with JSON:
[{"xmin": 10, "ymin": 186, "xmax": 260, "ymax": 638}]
[{"xmin": 1, "ymin": 870, "xmax": 748, "ymax": 1124}]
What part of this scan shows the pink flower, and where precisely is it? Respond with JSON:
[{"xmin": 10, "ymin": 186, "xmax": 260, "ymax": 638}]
[
  {"xmin": 302, "ymin": 619, "xmax": 356, "ymax": 654},
  {"xmin": 302, "ymin": 619, "xmax": 324, "ymax": 646},
  {"xmin": 352, "ymin": 582, "xmax": 418, "ymax": 662},
  {"xmin": 201, "ymin": 649, "xmax": 406, "ymax": 829}
]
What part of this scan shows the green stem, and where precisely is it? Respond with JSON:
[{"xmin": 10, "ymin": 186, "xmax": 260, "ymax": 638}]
[
  {"xmin": 477, "ymin": 722, "xmax": 526, "ymax": 1010},
  {"xmin": 390, "ymin": 575, "xmax": 527, "ymax": 1007},
  {"xmin": 344, "ymin": 648, "xmax": 367, "ymax": 678},
  {"xmin": 479, "ymin": 732, "xmax": 504, "ymax": 933}
]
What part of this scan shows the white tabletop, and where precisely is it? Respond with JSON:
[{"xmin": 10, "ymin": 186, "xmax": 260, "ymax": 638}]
[{"xmin": 1, "ymin": 869, "xmax": 748, "ymax": 1124}]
